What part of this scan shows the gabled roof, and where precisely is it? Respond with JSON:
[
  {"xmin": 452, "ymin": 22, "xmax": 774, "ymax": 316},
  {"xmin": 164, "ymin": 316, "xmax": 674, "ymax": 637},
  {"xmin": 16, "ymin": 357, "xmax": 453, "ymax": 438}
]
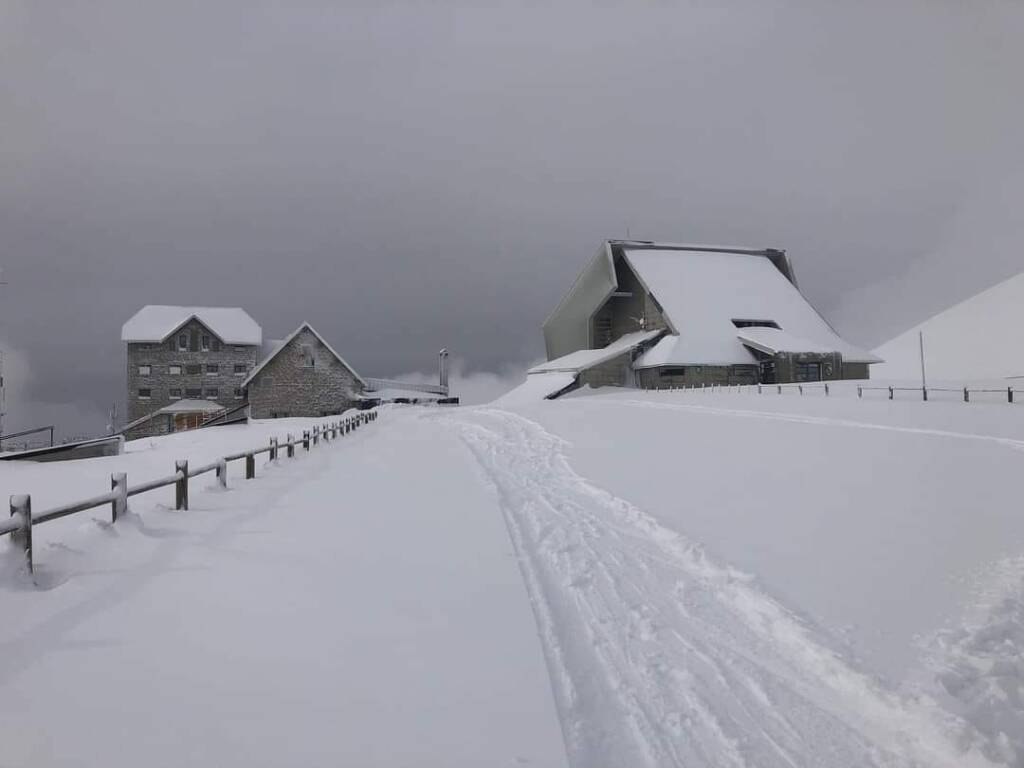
[
  {"xmin": 241, "ymin": 322, "xmax": 366, "ymax": 387},
  {"xmin": 622, "ymin": 247, "xmax": 878, "ymax": 366},
  {"xmin": 122, "ymin": 306, "xmax": 262, "ymax": 345}
]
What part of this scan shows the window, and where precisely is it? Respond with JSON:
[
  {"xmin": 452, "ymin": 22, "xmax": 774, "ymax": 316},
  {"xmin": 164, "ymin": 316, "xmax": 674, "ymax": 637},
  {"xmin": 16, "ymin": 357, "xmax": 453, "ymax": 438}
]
[
  {"xmin": 201, "ymin": 334, "xmax": 211, "ymax": 351},
  {"xmin": 168, "ymin": 365, "xmax": 182, "ymax": 375},
  {"xmin": 234, "ymin": 364, "xmax": 247, "ymax": 375},
  {"xmin": 271, "ymin": 412, "xmax": 289, "ymax": 419},
  {"xmin": 660, "ymin": 367, "xmax": 687, "ymax": 377},
  {"xmin": 301, "ymin": 344, "xmax": 315, "ymax": 367},
  {"xmin": 206, "ymin": 364, "xmax": 219, "ymax": 375},
  {"xmin": 731, "ymin": 319, "xmax": 781, "ymax": 329},
  {"xmin": 205, "ymin": 387, "xmax": 219, "ymax": 398},
  {"xmin": 178, "ymin": 333, "xmax": 188, "ymax": 351},
  {"xmin": 138, "ymin": 388, "xmax": 152, "ymax": 399},
  {"xmin": 138, "ymin": 365, "xmax": 151, "ymax": 376},
  {"xmin": 795, "ymin": 362, "xmax": 822, "ymax": 382},
  {"xmin": 234, "ymin": 387, "xmax": 244, "ymax": 399},
  {"xmin": 169, "ymin": 388, "xmax": 182, "ymax": 399},
  {"xmin": 186, "ymin": 364, "xmax": 201, "ymax": 375},
  {"xmin": 185, "ymin": 387, "xmax": 202, "ymax": 398}
]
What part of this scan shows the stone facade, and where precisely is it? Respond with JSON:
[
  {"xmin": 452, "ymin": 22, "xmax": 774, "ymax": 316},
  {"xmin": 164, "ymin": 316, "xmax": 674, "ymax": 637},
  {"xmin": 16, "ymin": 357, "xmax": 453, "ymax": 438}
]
[
  {"xmin": 126, "ymin": 317, "xmax": 260, "ymax": 422},
  {"xmin": 246, "ymin": 326, "xmax": 365, "ymax": 418}
]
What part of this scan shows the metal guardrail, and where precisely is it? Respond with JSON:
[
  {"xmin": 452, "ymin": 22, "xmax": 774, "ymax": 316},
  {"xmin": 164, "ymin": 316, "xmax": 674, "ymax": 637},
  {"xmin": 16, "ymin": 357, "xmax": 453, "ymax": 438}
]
[
  {"xmin": 364, "ymin": 377, "xmax": 448, "ymax": 396},
  {"xmin": 5, "ymin": 410, "xmax": 380, "ymax": 575},
  {"xmin": 0, "ymin": 425, "xmax": 55, "ymax": 450},
  {"xmin": 655, "ymin": 381, "xmax": 1019, "ymax": 404}
]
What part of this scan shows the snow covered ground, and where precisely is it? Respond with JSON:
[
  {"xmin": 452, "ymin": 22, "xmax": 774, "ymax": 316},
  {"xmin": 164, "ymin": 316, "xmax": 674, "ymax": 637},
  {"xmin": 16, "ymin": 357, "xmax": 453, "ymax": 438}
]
[{"xmin": 3, "ymin": 391, "xmax": 1024, "ymax": 766}]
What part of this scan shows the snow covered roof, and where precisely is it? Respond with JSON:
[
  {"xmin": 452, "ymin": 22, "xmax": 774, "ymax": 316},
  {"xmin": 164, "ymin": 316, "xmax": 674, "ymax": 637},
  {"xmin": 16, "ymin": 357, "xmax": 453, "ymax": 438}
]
[
  {"xmin": 157, "ymin": 399, "xmax": 225, "ymax": 414},
  {"xmin": 735, "ymin": 326, "xmax": 882, "ymax": 362},
  {"xmin": 530, "ymin": 330, "xmax": 663, "ymax": 374},
  {"xmin": 242, "ymin": 322, "xmax": 367, "ymax": 387},
  {"xmin": 122, "ymin": 306, "xmax": 262, "ymax": 345},
  {"xmin": 623, "ymin": 249, "xmax": 878, "ymax": 366}
]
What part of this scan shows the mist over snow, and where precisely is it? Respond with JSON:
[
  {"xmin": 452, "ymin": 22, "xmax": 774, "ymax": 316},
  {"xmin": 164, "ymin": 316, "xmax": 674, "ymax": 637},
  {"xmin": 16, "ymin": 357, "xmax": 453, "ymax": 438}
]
[{"xmin": 394, "ymin": 358, "xmax": 536, "ymax": 405}]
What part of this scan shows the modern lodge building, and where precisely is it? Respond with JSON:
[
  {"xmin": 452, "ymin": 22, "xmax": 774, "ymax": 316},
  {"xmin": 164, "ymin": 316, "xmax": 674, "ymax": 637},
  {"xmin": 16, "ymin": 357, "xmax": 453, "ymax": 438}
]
[{"xmin": 533, "ymin": 240, "xmax": 880, "ymax": 393}]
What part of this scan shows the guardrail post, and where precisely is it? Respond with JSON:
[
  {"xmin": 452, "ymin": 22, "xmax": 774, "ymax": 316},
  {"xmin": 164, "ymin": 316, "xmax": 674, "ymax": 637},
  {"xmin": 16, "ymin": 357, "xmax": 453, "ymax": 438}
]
[
  {"xmin": 303, "ymin": 431, "xmax": 310, "ymax": 451},
  {"xmin": 175, "ymin": 460, "xmax": 189, "ymax": 510},
  {"xmin": 1010, "ymin": 387, "xmax": 1015, "ymax": 404},
  {"xmin": 10, "ymin": 494, "xmax": 33, "ymax": 573},
  {"xmin": 270, "ymin": 437, "xmax": 278, "ymax": 462},
  {"xmin": 963, "ymin": 387, "xmax": 969, "ymax": 403},
  {"xmin": 287, "ymin": 435, "xmax": 295, "ymax": 458},
  {"xmin": 245, "ymin": 453, "xmax": 255, "ymax": 479},
  {"xmin": 922, "ymin": 386, "xmax": 928, "ymax": 402},
  {"xmin": 888, "ymin": 386, "xmax": 894, "ymax": 400},
  {"xmin": 111, "ymin": 473, "xmax": 128, "ymax": 522}
]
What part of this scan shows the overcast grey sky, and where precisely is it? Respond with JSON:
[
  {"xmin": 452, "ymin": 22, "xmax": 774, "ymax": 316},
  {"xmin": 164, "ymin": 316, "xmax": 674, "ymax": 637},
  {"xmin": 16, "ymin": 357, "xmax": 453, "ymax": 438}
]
[{"xmin": 1, "ymin": 1, "xmax": 1022, "ymax": 435}]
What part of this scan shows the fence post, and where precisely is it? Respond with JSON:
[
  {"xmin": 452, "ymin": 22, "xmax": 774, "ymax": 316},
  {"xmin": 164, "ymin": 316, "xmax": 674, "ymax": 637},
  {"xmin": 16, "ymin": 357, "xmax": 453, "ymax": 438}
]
[
  {"xmin": 270, "ymin": 437, "xmax": 278, "ymax": 462},
  {"xmin": 777, "ymin": 385, "xmax": 782, "ymax": 395},
  {"xmin": 111, "ymin": 472, "xmax": 128, "ymax": 522},
  {"xmin": 889, "ymin": 386, "xmax": 894, "ymax": 400},
  {"xmin": 964, "ymin": 387, "xmax": 969, "ymax": 403},
  {"xmin": 175, "ymin": 460, "xmax": 189, "ymax": 510},
  {"xmin": 246, "ymin": 452, "xmax": 255, "ymax": 479},
  {"xmin": 313, "ymin": 426, "xmax": 319, "ymax": 446},
  {"xmin": 798, "ymin": 385, "xmax": 803, "ymax": 395},
  {"xmin": 923, "ymin": 386, "xmax": 928, "ymax": 402},
  {"xmin": 858, "ymin": 386, "xmax": 863, "ymax": 398},
  {"xmin": 824, "ymin": 383, "xmax": 829, "ymax": 396},
  {"xmin": 9, "ymin": 494, "xmax": 32, "ymax": 574},
  {"xmin": 216, "ymin": 459, "xmax": 228, "ymax": 489},
  {"xmin": 287, "ymin": 435, "xmax": 295, "ymax": 458},
  {"xmin": 1010, "ymin": 387, "xmax": 1015, "ymax": 404},
  {"xmin": 303, "ymin": 431, "xmax": 310, "ymax": 451}
]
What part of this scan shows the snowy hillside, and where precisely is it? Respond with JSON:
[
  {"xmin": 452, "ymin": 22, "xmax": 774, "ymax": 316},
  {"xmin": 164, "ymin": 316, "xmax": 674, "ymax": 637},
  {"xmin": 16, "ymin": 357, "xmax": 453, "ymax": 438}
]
[
  {"xmin": 3, "ymin": 394, "xmax": 1024, "ymax": 766},
  {"xmin": 873, "ymin": 271, "xmax": 1024, "ymax": 381}
]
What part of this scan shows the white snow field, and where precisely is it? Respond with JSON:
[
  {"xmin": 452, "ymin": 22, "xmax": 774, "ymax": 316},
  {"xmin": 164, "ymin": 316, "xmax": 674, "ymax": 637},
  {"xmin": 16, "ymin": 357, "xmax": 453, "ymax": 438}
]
[{"xmin": 3, "ymin": 391, "xmax": 1024, "ymax": 766}]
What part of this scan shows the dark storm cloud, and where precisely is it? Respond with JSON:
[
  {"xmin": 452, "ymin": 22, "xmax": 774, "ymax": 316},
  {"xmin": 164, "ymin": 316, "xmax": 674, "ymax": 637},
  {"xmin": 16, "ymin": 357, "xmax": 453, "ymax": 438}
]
[{"xmin": 1, "ymin": 1, "xmax": 1021, "ymax": 434}]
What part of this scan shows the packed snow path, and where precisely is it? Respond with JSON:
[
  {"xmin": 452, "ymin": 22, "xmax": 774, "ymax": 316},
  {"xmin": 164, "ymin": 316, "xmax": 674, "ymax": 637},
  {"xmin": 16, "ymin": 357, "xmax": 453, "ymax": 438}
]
[
  {"xmin": 447, "ymin": 407, "xmax": 997, "ymax": 768},
  {"xmin": 0, "ymin": 415, "xmax": 566, "ymax": 768}
]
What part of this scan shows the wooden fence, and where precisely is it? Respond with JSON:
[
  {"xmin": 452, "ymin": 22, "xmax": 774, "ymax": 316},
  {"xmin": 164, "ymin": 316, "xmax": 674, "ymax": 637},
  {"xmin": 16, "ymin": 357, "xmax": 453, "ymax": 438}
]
[{"xmin": 3, "ymin": 410, "xmax": 379, "ymax": 575}]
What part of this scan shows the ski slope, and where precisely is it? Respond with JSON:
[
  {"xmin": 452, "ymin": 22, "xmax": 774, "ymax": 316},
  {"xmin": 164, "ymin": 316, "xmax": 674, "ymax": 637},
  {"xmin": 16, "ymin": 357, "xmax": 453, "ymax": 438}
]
[{"xmin": 3, "ymin": 393, "xmax": 1024, "ymax": 766}]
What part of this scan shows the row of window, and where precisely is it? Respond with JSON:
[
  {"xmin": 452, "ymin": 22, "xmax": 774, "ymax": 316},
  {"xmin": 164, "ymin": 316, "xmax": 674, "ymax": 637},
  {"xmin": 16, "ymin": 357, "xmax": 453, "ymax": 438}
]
[
  {"xmin": 137, "ymin": 364, "xmax": 248, "ymax": 376},
  {"xmin": 137, "ymin": 387, "xmax": 244, "ymax": 400}
]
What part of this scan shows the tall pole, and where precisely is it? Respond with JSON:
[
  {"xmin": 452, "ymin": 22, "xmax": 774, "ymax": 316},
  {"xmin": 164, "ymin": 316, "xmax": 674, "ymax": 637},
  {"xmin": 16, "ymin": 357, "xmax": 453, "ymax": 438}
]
[{"xmin": 919, "ymin": 330, "xmax": 927, "ymax": 391}]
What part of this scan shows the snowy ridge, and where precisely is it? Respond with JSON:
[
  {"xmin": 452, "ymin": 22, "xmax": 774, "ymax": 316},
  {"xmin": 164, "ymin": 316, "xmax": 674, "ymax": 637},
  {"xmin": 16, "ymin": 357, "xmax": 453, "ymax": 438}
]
[{"xmin": 452, "ymin": 407, "xmax": 994, "ymax": 767}]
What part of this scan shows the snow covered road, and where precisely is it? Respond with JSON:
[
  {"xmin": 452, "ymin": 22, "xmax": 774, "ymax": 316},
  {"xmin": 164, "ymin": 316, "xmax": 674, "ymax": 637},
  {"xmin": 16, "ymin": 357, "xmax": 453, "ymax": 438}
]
[
  {"xmin": 3, "ymin": 393, "xmax": 1023, "ymax": 767},
  {"xmin": 0, "ymin": 414, "xmax": 567, "ymax": 768},
  {"xmin": 447, "ymin": 406, "xmax": 996, "ymax": 767}
]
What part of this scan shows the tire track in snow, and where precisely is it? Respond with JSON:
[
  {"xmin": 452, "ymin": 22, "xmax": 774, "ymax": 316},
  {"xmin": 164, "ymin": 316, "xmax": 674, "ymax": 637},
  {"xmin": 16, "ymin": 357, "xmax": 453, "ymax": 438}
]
[{"xmin": 447, "ymin": 407, "xmax": 997, "ymax": 768}]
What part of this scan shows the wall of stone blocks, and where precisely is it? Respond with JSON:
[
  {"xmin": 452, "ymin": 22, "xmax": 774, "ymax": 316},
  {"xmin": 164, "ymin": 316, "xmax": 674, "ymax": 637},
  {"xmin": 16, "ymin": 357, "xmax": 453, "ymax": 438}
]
[
  {"xmin": 247, "ymin": 327, "xmax": 365, "ymax": 419},
  {"xmin": 126, "ymin": 318, "xmax": 260, "ymax": 422}
]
